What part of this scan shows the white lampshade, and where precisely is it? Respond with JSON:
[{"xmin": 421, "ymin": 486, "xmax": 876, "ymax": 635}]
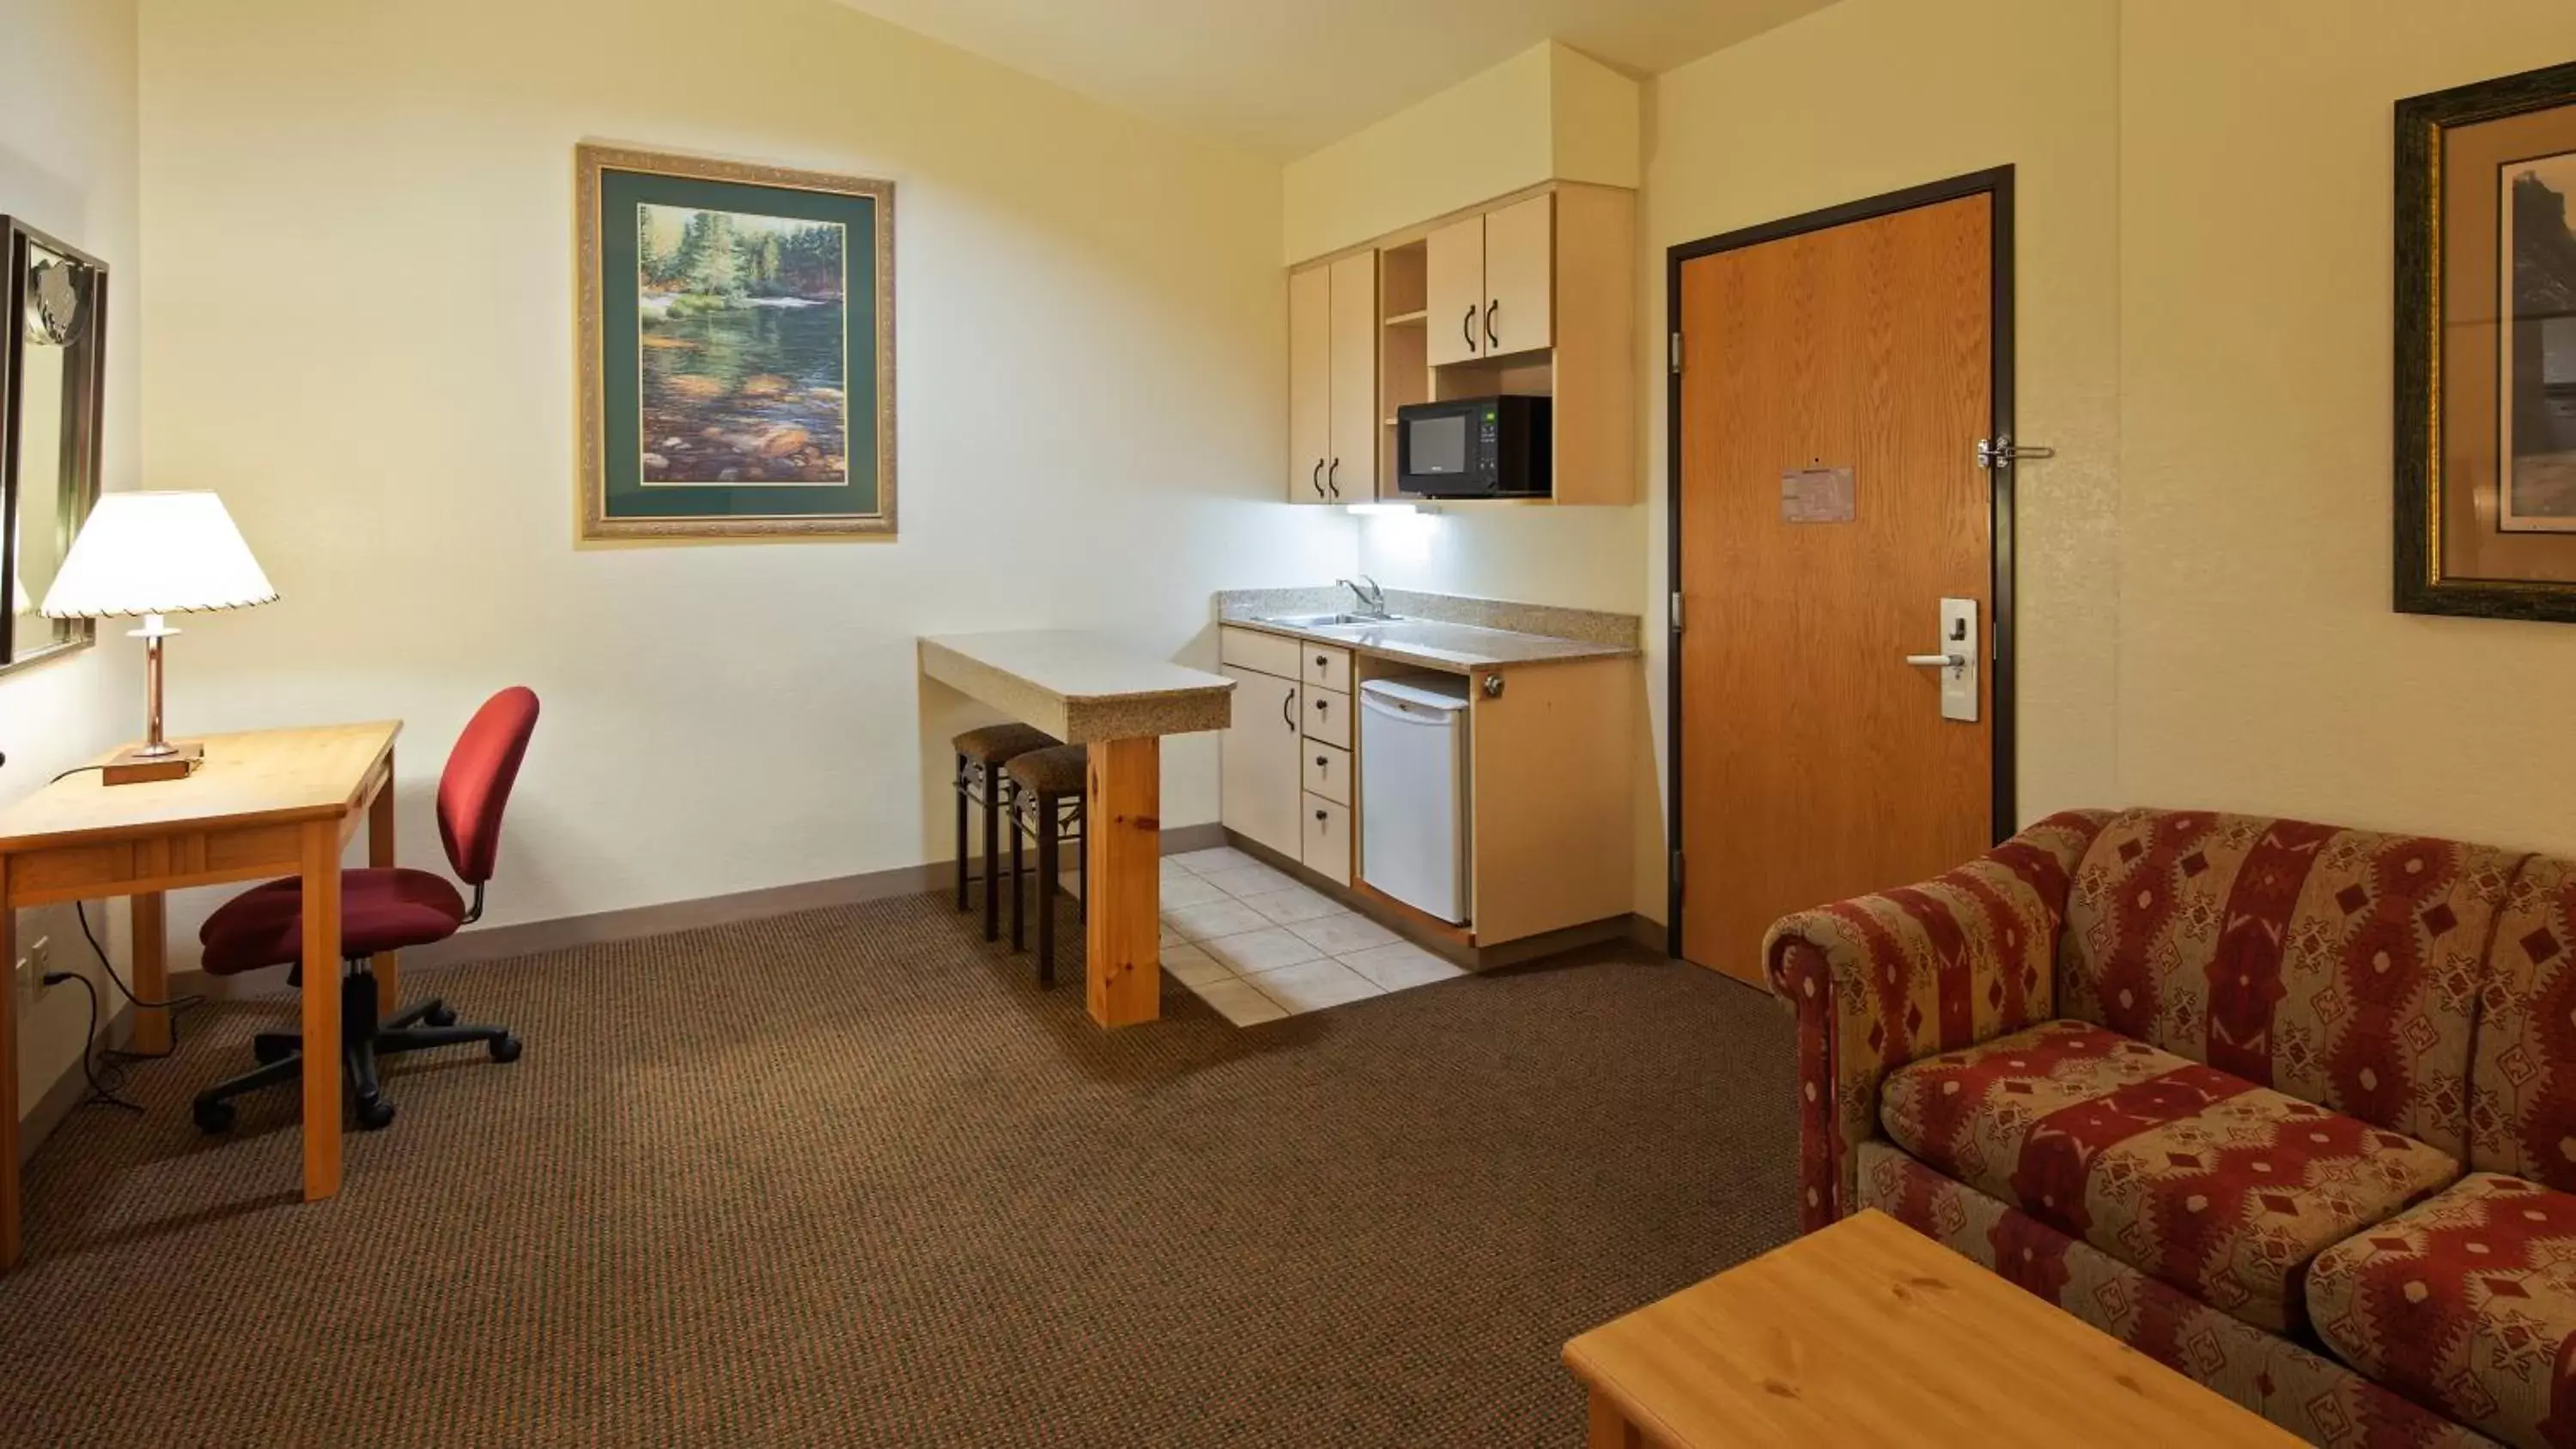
[
  {"xmin": 41, "ymin": 491, "xmax": 277, "ymax": 619},
  {"xmin": 9, "ymin": 570, "xmax": 27, "ymax": 615}
]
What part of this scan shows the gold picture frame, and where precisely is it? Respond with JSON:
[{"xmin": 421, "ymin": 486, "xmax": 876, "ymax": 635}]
[{"xmin": 575, "ymin": 143, "xmax": 895, "ymax": 543}]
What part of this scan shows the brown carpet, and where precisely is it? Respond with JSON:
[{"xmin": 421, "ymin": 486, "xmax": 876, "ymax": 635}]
[{"xmin": 0, "ymin": 891, "xmax": 1795, "ymax": 1447}]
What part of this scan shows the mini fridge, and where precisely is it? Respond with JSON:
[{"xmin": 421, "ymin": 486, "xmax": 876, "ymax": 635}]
[{"xmin": 1358, "ymin": 676, "xmax": 1473, "ymax": 924}]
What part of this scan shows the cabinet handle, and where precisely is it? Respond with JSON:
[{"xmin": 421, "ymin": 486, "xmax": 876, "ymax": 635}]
[
  {"xmin": 1327, "ymin": 458, "xmax": 1340, "ymax": 499},
  {"xmin": 1314, "ymin": 654, "xmax": 1327, "ymax": 666},
  {"xmin": 1485, "ymin": 300, "xmax": 1499, "ymax": 349},
  {"xmin": 1280, "ymin": 692, "xmax": 1296, "ymax": 730},
  {"xmin": 1315, "ymin": 755, "xmax": 1327, "ymax": 768},
  {"xmin": 1315, "ymin": 809, "xmax": 1327, "ymax": 822},
  {"xmin": 1310, "ymin": 459, "xmax": 1325, "ymax": 499},
  {"xmin": 1462, "ymin": 306, "xmax": 1478, "ymax": 353},
  {"xmin": 1315, "ymin": 698, "xmax": 1327, "ymax": 711}
]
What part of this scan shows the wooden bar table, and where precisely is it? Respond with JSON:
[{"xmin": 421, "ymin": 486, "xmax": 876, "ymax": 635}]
[
  {"xmin": 918, "ymin": 631, "xmax": 1231, "ymax": 1028},
  {"xmin": 0, "ymin": 721, "xmax": 401, "ymax": 1270}
]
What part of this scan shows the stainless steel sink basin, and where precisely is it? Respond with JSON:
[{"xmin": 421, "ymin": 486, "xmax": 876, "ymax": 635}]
[{"xmin": 1256, "ymin": 612, "xmax": 1400, "ymax": 629}]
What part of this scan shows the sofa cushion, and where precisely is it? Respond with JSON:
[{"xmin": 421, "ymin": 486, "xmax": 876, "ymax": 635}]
[
  {"xmin": 2308, "ymin": 1173, "xmax": 2576, "ymax": 1449},
  {"xmin": 2058, "ymin": 809, "xmax": 2526, "ymax": 1159},
  {"xmin": 1882, "ymin": 1019, "xmax": 2462, "ymax": 1333},
  {"xmin": 2471, "ymin": 856, "xmax": 2576, "ymax": 1191}
]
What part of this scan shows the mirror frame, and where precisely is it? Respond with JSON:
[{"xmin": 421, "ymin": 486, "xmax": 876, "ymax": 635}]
[{"xmin": 1, "ymin": 216, "xmax": 106, "ymax": 677}]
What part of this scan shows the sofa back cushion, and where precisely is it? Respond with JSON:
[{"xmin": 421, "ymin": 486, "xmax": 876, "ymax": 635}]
[
  {"xmin": 2470, "ymin": 854, "xmax": 2576, "ymax": 1188},
  {"xmin": 2057, "ymin": 808, "xmax": 2525, "ymax": 1159}
]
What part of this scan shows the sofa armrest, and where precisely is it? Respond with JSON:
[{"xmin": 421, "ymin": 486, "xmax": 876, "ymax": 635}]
[{"xmin": 1761, "ymin": 809, "xmax": 2110, "ymax": 1233}]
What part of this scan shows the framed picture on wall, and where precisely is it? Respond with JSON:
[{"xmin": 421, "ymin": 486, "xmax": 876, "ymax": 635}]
[
  {"xmin": 2395, "ymin": 60, "xmax": 2576, "ymax": 620},
  {"xmin": 575, "ymin": 144, "xmax": 894, "ymax": 542}
]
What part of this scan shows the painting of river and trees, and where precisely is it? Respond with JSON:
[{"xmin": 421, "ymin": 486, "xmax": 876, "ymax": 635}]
[
  {"xmin": 579, "ymin": 145, "xmax": 893, "ymax": 541},
  {"xmin": 636, "ymin": 205, "xmax": 848, "ymax": 486}
]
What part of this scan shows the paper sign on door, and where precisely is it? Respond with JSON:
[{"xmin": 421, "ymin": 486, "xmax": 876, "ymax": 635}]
[{"xmin": 1780, "ymin": 467, "xmax": 1855, "ymax": 524}]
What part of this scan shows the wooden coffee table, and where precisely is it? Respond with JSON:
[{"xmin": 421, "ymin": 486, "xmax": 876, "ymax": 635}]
[{"xmin": 1564, "ymin": 1210, "xmax": 2300, "ymax": 1447}]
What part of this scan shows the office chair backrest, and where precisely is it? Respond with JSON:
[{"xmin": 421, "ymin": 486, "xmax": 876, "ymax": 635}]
[{"xmin": 437, "ymin": 686, "xmax": 540, "ymax": 886}]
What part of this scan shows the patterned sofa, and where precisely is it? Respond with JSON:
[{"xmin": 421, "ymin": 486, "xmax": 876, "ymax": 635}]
[{"xmin": 1764, "ymin": 808, "xmax": 2576, "ymax": 1448}]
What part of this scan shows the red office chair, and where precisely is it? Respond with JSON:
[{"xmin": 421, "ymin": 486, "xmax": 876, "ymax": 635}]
[{"xmin": 191, "ymin": 687, "xmax": 539, "ymax": 1133}]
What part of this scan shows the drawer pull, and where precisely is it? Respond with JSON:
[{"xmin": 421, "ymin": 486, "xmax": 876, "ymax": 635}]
[
  {"xmin": 1315, "ymin": 699, "xmax": 1327, "ymax": 711},
  {"xmin": 1315, "ymin": 809, "xmax": 1327, "ymax": 822},
  {"xmin": 1315, "ymin": 755, "xmax": 1327, "ymax": 767}
]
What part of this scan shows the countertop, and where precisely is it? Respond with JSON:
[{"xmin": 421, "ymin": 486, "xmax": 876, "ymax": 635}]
[
  {"xmin": 1218, "ymin": 614, "xmax": 1635, "ymax": 673},
  {"xmin": 918, "ymin": 631, "xmax": 1233, "ymax": 743}
]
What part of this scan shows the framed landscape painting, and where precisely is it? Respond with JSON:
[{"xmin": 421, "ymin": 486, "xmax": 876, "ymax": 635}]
[
  {"xmin": 577, "ymin": 145, "xmax": 894, "ymax": 541},
  {"xmin": 2394, "ymin": 60, "xmax": 2576, "ymax": 619}
]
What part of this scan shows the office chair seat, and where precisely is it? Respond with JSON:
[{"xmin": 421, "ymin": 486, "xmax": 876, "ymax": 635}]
[{"xmin": 198, "ymin": 867, "xmax": 470, "ymax": 976}]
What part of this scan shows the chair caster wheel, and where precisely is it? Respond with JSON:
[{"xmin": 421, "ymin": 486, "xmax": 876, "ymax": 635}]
[
  {"xmin": 192, "ymin": 1099, "xmax": 236, "ymax": 1135},
  {"xmin": 354, "ymin": 1095, "xmax": 397, "ymax": 1131},
  {"xmin": 423, "ymin": 1002, "xmax": 458, "ymax": 1028},
  {"xmin": 489, "ymin": 1034, "xmax": 523, "ymax": 1064}
]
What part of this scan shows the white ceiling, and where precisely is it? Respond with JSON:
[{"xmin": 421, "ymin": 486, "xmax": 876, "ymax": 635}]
[{"xmin": 829, "ymin": 0, "xmax": 1838, "ymax": 158}]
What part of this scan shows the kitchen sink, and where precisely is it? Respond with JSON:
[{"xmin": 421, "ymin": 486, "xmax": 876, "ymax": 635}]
[{"xmin": 1255, "ymin": 612, "xmax": 1401, "ymax": 628}]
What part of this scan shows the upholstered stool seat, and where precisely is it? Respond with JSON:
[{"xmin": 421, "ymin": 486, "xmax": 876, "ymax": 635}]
[
  {"xmin": 1003, "ymin": 743, "xmax": 1089, "ymax": 984},
  {"xmin": 952, "ymin": 723, "xmax": 1061, "ymax": 941},
  {"xmin": 1003, "ymin": 743, "xmax": 1087, "ymax": 797},
  {"xmin": 955, "ymin": 722, "xmax": 1054, "ymax": 764}
]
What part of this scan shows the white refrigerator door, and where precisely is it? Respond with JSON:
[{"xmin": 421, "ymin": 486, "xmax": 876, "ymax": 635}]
[{"xmin": 1358, "ymin": 683, "xmax": 1470, "ymax": 924}]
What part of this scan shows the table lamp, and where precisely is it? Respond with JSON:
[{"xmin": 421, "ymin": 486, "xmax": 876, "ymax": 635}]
[{"xmin": 41, "ymin": 491, "xmax": 277, "ymax": 785}]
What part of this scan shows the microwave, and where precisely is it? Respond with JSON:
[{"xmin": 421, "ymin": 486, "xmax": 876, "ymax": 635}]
[{"xmin": 1394, "ymin": 396, "xmax": 1552, "ymax": 500}]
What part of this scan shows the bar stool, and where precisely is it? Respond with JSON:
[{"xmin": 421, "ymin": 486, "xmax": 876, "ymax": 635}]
[
  {"xmin": 1003, "ymin": 743, "xmax": 1089, "ymax": 985},
  {"xmin": 953, "ymin": 724, "xmax": 1057, "ymax": 942}
]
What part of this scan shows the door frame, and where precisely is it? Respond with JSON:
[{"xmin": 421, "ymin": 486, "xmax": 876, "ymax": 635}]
[{"xmin": 1662, "ymin": 165, "xmax": 2019, "ymax": 958}]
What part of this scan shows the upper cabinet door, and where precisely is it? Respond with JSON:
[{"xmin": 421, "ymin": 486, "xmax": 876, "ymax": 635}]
[
  {"xmin": 1326, "ymin": 250, "xmax": 1378, "ymax": 503},
  {"xmin": 1287, "ymin": 264, "xmax": 1333, "ymax": 502},
  {"xmin": 1425, "ymin": 214, "xmax": 1485, "ymax": 367},
  {"xmin": 1481, "ymin": 193, "xmax": 1553, "ymax": 357}
]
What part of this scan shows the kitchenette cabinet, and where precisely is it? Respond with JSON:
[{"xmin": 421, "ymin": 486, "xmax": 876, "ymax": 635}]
[
  {"xmin": 1219, "ymin": 627, "xmax": 1352, "ymax": 883},
  {"xmin": 1285, "ymin": 249, "xmax": 1376, "ymax": 505}
]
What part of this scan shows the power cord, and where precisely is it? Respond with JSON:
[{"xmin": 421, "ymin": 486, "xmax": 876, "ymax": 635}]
[{"xmin": 37, "ymin": 900, "xmax": 207, "ymax": 1113}]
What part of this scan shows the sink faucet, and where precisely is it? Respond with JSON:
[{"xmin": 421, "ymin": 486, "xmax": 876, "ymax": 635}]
[{"xmin": 1337, "ymin": 575, "xmax": 1391, "ymax": 620}]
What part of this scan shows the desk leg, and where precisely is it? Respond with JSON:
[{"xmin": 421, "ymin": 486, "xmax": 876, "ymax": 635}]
[
  {"xmin": 130, "ymin": 894, "xmax": 170, "ymax": 1055},
  {"xmin": 1586, "ymin": 1387, "xmax": 1643, "ymax": 1449},
  {"xmin": 368, "ymin": 749, "xmax": 398, "ymax": 1016},
  {"xmin": 0, "ymin": 855, "xmax": 21, "ymax": 1270},
  {"xmin": 299, "ymin": 819, "xmax": 343, "ymax": 1201},
  {"xmin": 1084, "ymin": 736, "xmax": 1160, "ymax": 1028}
]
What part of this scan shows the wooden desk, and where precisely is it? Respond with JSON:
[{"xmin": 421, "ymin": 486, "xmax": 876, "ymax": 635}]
[
  {"xmin": 1564, "ymin": 1210, "xmax": 2300, "ymax": 1447},
  {"xmin": 918, "ymin": 632, "xmax": 1231, "ymax": 1028},
  {"xmin": 0, "ymin": 721, "xmax": 402, "ymax": 1270}
]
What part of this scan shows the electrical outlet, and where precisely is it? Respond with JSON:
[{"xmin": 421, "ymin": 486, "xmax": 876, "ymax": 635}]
[{"xmin": 15, "ymin": 937, "xmax": 52, "ymax": 1006}]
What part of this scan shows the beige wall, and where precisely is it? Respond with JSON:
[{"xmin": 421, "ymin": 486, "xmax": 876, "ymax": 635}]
[
  {"xmin": 2117, "ymin": 0, "xmax": 2576, "ymax": 852},
  {"xmin": 1283, "ymin": 42, "xmax": 1639, "ymax": 264},
  {"xmin": 1, "ymin": 0, "xmax": 143, "ymax": 1125},
  {"xmin": 134, "ymin": 0, "xmax": 1355, "ymax": 963}
]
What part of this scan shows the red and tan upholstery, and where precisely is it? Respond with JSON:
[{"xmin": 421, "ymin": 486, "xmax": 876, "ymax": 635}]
[
  {"xmin": 1858, "ymin": 1141, "xmax": 2491, "ymax": 1448},
  {"xmin": 1764, "ymin": 809, "xmax": 2109, "ymax": 1232},
  {"xmin": 1881, "ymin": 1019, "xmax": 2460, "ymax": 1333},
  {"xmin": 1769, "ymin": 806, "xmax": 2576, "ymax": 1446},
  {"xmin": 2307, "ymin": 1173, "xmax": 2576, "ymax": 1449},
  {"xmin": 2472, "ymin": 858, "xmax": 2576, "ymax": 1191},
  {"xmin": 2058, "ymin": 810, "xmax": 2524, "ymax": 1159}
]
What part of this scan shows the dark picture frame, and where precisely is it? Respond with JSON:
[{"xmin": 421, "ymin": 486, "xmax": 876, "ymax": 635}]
[
  {"xmin": 2395, "ymin": 59, "xmax": 2576, "ymax": 621},
  {"xmin": 0, "ymin": 216, "xmax": 105, "ymax": 676},
  {"xmin": 576, "ymin": 145, "xmax": 895, "ymax": 543}
]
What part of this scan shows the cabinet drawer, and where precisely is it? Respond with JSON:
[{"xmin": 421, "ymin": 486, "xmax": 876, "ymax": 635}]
[
  {"xmin": 1303, "ymin": 741, "xmax": 1351, "ymax": 806},
  {"xmin": 1219, "ymin": 626, "xmax": 1302, "ymax": 679},
  {"xmin": 1301, "ymin": 683, "xmax": 1352, "ymax": 750},
  {"xmin": 1303, "ymin": 793, "xmax": 1351, "ymax": 886},
  {"xmin": 1299, "ymin": 643, "xmax": 1352, "ymax": 694}
]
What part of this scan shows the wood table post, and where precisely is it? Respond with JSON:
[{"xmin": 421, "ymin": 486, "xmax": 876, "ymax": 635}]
[
  {"xmin": 367, "ymin": 747, "xmax": 398, "ymax": 1016},
  {"xmin": 298, "ymin": 817, "xmax": 343, "ymax": 1201},
  {"xmin": 1084, "ymin": 735, "xmax": 1161, "ymax": 1028},
  {"xmin": 129, "ymin": 893, "xmax": 170, "ymax": 1054},
  {"xmin": 0, "ymin": 852, "xmax": 19, "ymax": 1269}
]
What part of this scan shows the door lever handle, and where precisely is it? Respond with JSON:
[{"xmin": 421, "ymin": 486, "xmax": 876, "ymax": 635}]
[{"xmin": 1903, "ymin": 653, "xmax": 1968, "ymax": 670}]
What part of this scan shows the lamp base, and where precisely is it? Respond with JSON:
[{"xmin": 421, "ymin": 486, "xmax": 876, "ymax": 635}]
[{"xmin": 102, "ymin": 740, "xmax": 204, "ymax": 786}]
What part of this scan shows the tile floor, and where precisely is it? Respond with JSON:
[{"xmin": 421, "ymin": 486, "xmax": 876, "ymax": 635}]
[{"xmin": 1158, "ymin": 846, "xmax": 1467, "ymax": 1026}]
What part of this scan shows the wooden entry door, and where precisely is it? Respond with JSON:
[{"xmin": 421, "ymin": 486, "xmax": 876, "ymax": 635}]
[{"xmin": 1674, "ymin": 190, "xmax": 2001, "ymax": 985}]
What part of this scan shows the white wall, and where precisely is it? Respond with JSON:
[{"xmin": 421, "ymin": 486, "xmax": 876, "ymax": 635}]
[
  {"xmin": 136, "ymin": 0, "xmax": 1353, "ymax": 962},
  {"xmin": 1, "ymin": 0, "xmax": 143, "ymax": 1122}
]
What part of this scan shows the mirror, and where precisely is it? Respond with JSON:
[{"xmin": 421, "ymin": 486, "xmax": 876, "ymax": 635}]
[{"xmin": 3, "ymin": 218, "xmax": 105, "ymax": 675}]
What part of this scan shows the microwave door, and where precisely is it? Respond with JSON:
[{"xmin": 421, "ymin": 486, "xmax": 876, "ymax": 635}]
[{"xmin": 1404, "ymin": 411, "xmax": 1472, "ymax": 494}]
